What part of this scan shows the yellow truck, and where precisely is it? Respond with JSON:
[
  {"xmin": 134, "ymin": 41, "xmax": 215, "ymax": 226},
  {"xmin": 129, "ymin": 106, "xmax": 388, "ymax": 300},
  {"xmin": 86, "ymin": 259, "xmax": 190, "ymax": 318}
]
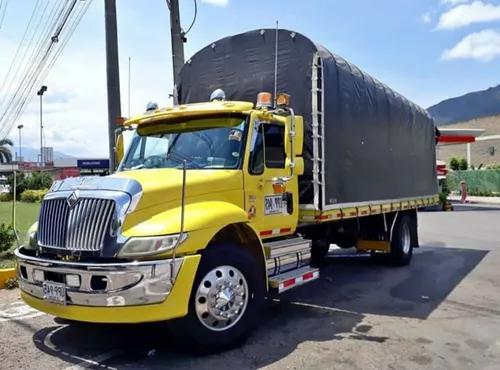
[{"xmin": 16, "ymin": 29, "xmax": 438, "ymax": 351}]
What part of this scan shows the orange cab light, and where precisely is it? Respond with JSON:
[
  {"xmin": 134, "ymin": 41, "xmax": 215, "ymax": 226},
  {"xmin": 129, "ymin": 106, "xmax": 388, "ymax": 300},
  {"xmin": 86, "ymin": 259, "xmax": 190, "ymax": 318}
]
[
  {"xmin": 273, "ymin": 182, "xmax": 286, "ymax": 194},
  {"xmin": 276, "ymin": 93, "xmax": 291, "ymax": 107},
  {"xmin": 256, "ymin": 92, "xmax": 273, "ymax": 108}
]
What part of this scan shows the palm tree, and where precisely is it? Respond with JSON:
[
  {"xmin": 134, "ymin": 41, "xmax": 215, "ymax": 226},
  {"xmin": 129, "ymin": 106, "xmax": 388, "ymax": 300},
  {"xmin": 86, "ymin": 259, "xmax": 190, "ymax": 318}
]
[{"xmin": 0, "ymin": 139, "xmax": 13, "ymax": 164}]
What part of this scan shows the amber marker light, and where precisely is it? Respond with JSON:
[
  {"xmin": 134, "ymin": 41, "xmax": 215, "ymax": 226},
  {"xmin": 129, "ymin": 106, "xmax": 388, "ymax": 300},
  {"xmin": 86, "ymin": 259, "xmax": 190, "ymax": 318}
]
[
  {"xmin": 276, "ymin": 93, "xmax": 291, "ymax": 107},
  {"xmin": 256, "ymin": 92, "xmax": 273, "ymax": 108}
]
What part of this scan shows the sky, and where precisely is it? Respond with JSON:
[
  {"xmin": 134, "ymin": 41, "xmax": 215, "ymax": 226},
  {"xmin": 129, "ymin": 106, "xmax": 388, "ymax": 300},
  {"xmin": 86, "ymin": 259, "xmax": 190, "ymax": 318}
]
[{"xmin": 0, "ymin": 0, "xmax": 500, "ymax": 158}]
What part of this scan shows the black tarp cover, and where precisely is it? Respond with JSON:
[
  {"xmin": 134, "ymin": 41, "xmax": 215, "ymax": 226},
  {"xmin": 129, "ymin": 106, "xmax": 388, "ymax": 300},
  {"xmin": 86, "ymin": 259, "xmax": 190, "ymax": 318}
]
[{"xmin": 177, "ymin": 29, "xmax": 437, "ymax": 208}]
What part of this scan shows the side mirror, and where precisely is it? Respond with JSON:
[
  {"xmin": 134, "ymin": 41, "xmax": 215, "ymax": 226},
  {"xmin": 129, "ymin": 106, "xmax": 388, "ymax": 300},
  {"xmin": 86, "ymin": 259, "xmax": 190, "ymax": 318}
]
[
  {"xmin": 115, "ymin": 132, "xmax": 125, "ymax": 166},
  {"xmin": 284, "ymin": 115, "xmax": 304, "ymax": 157}
]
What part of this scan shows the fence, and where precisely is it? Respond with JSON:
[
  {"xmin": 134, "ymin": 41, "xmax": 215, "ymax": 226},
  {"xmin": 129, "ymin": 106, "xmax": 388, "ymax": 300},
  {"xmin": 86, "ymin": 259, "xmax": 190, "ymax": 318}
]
[{"xmin": 447, "ymin": 170, "xmax": 500, "ymax": 195}]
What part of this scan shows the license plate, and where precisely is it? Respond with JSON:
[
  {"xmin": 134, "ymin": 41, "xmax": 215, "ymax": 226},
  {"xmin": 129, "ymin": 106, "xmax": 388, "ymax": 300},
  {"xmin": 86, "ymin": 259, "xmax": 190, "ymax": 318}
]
[
  {"xmin": 264, "ymin": 195, "xmax": 286, "ymax": 215},
  {"xmin": 42, "ymin": 282, "xmax": 66, "ymax": 305}
]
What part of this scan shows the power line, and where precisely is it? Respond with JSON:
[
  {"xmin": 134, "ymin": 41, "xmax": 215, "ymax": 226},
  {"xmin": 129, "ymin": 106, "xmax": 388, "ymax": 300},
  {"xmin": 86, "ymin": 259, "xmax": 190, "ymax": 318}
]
[
  {"xmin": 184, "ymin": 0, "xmax": 197, "ymax": 36},
  {"xmin": 0, "ymin": 0, "xmax": 8, "ymax": 30},
  {"xmin": 0, "ymin": 0, "xmax": 93, "ymax": 140}
]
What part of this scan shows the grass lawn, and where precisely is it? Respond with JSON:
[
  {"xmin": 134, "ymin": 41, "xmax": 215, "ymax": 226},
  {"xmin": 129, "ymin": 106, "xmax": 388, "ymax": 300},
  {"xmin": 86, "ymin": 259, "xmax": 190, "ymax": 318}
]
[{"xmin": 0, "ymin": 201, "xmax": 40, "ymax": 268}]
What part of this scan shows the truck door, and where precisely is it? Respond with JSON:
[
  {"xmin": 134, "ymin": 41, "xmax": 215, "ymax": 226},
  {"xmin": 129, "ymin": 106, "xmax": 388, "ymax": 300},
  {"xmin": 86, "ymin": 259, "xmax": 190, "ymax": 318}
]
[{"xmin": 243, "ymin": 113, "xmax": 299, "ymax": 238}]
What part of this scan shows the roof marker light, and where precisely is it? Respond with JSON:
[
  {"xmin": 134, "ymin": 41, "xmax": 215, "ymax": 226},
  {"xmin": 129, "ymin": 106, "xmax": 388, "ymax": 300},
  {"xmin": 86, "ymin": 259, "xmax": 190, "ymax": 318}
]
[
  {"xmin": 210, "ymin": 89, "xmax": 226, "ymax": 101},
  {"xmin": 256, "ymin": 92, "xmax": 273, "ymax": 108}
]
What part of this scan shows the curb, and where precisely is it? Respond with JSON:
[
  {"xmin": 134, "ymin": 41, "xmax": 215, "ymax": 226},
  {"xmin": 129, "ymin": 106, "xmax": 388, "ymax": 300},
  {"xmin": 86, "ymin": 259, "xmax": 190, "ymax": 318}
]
[{"xmin": 0, "ymin": 268, "xmax": 16, "ymax": 289}]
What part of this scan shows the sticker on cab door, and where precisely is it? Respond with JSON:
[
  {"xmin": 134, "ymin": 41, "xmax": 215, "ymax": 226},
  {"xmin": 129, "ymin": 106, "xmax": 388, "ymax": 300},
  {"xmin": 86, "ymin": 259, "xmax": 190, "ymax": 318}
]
[{"xmin": 264, "ymin": 195, "xmax": 286, "ymax": 215}]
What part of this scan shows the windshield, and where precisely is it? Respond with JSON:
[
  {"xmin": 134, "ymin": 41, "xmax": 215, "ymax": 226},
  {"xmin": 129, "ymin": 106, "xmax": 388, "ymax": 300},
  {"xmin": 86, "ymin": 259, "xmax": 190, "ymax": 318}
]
[{"xmin": 119, "ymin": 115, "xmax": 247, "ymax": 171}]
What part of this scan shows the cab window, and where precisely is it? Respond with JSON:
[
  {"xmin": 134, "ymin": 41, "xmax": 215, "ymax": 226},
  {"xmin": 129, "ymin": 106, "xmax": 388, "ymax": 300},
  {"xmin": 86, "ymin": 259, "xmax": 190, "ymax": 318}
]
[{"xmin": 249, "ymin": 122, "xmax": 286, "ymax": 174}]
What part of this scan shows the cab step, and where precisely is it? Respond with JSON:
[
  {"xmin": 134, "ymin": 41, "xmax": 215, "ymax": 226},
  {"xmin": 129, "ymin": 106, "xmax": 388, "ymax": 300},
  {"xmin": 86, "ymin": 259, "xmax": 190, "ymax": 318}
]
[
  {"xmin": 268, "ymin": 266, "xmax": 320, "ymax": 294},
  {"xmin": 264, "ymin": 237, "xmax": 311, "ymax": 258}
]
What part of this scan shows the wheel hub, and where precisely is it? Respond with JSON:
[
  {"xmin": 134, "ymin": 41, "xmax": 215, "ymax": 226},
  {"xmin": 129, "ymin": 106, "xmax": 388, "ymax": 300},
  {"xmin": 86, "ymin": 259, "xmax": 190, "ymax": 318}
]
[{"xmin": 195, "ymin": 265, "xmax": 249, "ymax": 331}]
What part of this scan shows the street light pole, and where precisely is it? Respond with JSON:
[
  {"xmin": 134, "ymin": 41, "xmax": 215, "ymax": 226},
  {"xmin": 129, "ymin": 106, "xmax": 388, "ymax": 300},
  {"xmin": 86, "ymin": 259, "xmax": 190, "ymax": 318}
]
[
  {"xmin": 17, "ymin": 124, "xmax": 23, "ymax": 163},
  {"xmin": 37, "ymin": 85, "xmax": 47, "ymax": 166}
]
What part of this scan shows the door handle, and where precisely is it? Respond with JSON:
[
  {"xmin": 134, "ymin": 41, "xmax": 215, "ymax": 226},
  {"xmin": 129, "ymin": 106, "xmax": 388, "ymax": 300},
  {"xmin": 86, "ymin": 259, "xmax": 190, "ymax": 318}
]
[{"xmin": 257, "ymin": 179, "xmax": 264, "ymax": 189}]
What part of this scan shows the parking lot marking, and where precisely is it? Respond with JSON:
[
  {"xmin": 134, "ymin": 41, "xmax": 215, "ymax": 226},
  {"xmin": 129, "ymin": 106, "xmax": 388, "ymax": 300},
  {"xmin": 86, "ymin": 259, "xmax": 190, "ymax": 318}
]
[
  {"xmin": 273, "ymin": 299, "xmax": 359, "ymax": 315},
  {"xmin": 43, "ymin": 326, "xmax": 122, "ymax": 370},
  {"xmin": 0, "ymin": 301, "xmax": 45, "ymax": 322}
]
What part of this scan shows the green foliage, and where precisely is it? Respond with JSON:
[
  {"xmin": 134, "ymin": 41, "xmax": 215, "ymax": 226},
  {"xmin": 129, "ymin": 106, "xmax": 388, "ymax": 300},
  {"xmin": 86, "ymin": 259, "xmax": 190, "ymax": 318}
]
[
  {"xmin": 7, "ymin": 172, "xmax": 53, "ymax": 199},
  {"xmin": 439, "ymin": 192, "xmax": 448, "ymax": 205},
  {"xmin": 7, "ymin": 172, "xmax": 27, "ymax": 199},
  {"xmin": 468, "ymin": 190, "xmax": 498, "ymax": 197},
  {"xmin": 0, "ymin": 202, "xmax": 40, "ymax": 246},
  {"xmin": 4, "ymin": 277, "xmax": 18, "ymax": 290},
  {"xmin": 486, "ymin": 163, "xmax": 500, "ymax": 170},
  {"xmin": 450, "ymin": 157, "xmax": 460, "ymax": 171},
  {"xmin": 459, "ymin": 158, "xmax": 468, "ymax": 170},
  {"xmin": 20, "ymin": 189, "xmax": 48, "ymax": 203},
  {"xmin": 0, "ymin": 138, "xmax": 13, "ymax": 164},
  {"xmin": 24, "ymin": 172, "xmax": 53, "ymax": 190},
  {"xmin": 0, "ymin": 224, "xmax": 16, "ymax": 254},
  {"xmin": 0, "ymin": 193, "xmax": 12, "ymax": 202}
]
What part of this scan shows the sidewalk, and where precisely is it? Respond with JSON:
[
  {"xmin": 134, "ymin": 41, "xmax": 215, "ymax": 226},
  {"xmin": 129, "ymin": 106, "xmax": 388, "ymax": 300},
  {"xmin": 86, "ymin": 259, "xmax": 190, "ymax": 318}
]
[{"xmin": 449, "ymin": 195, "xmax": 500, "ymax": 205}]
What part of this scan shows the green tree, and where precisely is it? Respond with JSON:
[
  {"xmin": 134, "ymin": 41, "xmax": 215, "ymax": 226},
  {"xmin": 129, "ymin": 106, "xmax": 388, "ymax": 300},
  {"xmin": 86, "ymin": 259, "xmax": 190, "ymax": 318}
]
[
  {"xmin": 0, "ymin": 138, "xmax": 13, "ymax": 163},
  {"xmin": 0, "ymin": 224, "xmax": 16, "ymax": 254},
  {"xmin": 459, "ymin": 158, "xmax": 468, "ymax": 170},
  {"xmin": 7, "ymin": 172, "xmax": 27, "ymax": 199},
  {"xmin": 450, "ymin": 157, "xmax": 460, "ymax": 171},
  {"xmin": 24, "ymin": 172, "xmax": 52, "ymax": 190}
]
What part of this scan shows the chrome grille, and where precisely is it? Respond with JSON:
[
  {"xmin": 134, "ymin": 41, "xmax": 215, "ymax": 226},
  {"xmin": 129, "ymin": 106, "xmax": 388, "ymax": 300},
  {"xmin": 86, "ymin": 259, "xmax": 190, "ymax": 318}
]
[{"xmin": 38, "ymin": 198, "xmax": 116, "ymax": 252}]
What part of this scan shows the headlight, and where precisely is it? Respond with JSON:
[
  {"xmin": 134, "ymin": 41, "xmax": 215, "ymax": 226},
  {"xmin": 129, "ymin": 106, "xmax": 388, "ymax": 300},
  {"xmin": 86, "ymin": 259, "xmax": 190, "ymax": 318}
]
[
  {"xmin": 24, "ymin": 222, "xmax": 38, "ymax": 250},
  {"xmin": 118, "ymin": 233, "xmax": 188, "ymax": 257}
]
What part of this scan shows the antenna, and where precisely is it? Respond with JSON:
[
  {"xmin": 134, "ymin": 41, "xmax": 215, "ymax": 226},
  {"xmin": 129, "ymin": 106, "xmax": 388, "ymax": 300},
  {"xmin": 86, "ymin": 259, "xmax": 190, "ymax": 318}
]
[{"xmin": 274, "ymin": 20, "xmax": 279, "ymax": 107}]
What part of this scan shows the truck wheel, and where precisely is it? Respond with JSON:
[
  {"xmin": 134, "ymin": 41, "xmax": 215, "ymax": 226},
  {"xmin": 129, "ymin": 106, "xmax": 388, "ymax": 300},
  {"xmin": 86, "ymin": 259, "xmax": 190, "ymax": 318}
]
[
  {"xmin": 175, "ymin": 244, "xmax": 265, "ymax": 352},
  {"xmin": 388, "ymin": 214, "xmax": 413, "ymax": 266}
]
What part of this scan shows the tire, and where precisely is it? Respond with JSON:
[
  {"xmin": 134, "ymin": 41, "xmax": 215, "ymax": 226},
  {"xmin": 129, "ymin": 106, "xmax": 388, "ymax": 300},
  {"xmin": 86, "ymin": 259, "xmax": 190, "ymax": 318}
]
[
  {"xmin": 173, "ymin": 244, "xmax": 265, "ymax": 353},
  {"xmin": 388, "ymin": 214, "xmax": 413, "ymax": 266},
  {"xmin": 311, "ymin": 239, "xmax": 330, "ymax": 267}
]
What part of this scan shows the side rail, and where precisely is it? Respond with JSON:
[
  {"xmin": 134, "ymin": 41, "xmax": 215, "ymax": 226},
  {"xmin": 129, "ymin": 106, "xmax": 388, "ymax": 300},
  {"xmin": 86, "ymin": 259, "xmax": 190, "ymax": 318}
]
[{"xmin": 299, "ymin": 195, "xmax": 438, "ymax": 224}]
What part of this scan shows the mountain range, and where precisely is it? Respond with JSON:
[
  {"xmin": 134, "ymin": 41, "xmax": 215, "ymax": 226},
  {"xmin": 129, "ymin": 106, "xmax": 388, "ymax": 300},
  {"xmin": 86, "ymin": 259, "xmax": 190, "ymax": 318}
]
[
  {"xmin": 8, "ymin": 146, "xmax": 74, "ymax": 162},
  {"xmin": 428, "ymin": 84, "xmax": 500, "ymax": 126}
]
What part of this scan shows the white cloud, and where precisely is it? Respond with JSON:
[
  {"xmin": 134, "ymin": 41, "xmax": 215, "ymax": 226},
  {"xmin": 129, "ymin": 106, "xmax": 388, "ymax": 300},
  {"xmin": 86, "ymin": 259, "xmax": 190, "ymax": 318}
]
[
  {"xmin": 441, "ymin": 29, "xmax": 500, "ymax": 61},
  {"xmin": 201, "ymin": 0, "xmax": 229, "ymax": 7},
  {"xmin": 437, "ymin": 1, "xmax": 500, "ymax": 30},
  {"xmin": 441, "ymin": 0, "xmax": 469, "ymax": 5},
  {"xmin": 422, "ymin": 12, "xmax": 432, "ymax": 24}
]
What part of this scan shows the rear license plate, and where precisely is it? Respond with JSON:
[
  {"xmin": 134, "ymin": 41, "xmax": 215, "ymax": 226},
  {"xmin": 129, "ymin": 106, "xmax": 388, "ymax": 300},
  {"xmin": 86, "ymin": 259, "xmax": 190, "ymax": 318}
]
[{"xmin": 42, "ymin": 281, "xmax": 66, "ymax": 305}]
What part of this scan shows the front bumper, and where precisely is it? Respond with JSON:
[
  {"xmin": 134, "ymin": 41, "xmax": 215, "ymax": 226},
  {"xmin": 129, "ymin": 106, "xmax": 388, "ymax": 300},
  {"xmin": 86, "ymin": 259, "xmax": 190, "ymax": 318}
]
[{"xmin": 15, "ymin": 247, "xmax": 201, "ymax": 323}]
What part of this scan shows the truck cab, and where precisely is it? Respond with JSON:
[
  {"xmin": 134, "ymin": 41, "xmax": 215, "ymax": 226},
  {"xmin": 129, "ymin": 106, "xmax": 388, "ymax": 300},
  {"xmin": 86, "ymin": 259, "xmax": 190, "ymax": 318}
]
[{"xmin": 16, "ymin": 94, "xmax": 317, "ymax": 351}]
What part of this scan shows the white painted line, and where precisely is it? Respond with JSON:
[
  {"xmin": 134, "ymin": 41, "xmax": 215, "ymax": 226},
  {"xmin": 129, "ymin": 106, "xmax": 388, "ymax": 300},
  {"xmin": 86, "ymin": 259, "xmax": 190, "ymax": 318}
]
[
  {"xmin": 63, "ymin": 350, "xmax": 122, "ymax": 370},
  {"xmin": 43, "ymin": 326, "xmax": 122, "ymax": 370},
  {"xmin": 0, "ymin": 302, "xmax": 45, "ymax": 322},
  {"xmin": 283, "ymin": 300, "xmax": 360, "ymax": 315}
]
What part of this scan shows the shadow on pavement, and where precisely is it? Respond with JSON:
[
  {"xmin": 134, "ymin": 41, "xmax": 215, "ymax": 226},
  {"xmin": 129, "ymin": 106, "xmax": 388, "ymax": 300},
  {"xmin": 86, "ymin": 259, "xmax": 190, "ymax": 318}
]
[{"xmin": 31, "ymin": 245, "xmax": 488, "ymax": 368}]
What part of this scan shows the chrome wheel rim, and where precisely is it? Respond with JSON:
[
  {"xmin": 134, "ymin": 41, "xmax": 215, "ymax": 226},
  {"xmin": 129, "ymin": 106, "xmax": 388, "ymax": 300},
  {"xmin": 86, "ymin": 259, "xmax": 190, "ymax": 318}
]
[
  {"xmin": 195, "ymin": 265, "xmax": 249, "ymax": 332},
  {"xmin": 401, "ymin": 223, "xmax": 411, "ymax": 254}
]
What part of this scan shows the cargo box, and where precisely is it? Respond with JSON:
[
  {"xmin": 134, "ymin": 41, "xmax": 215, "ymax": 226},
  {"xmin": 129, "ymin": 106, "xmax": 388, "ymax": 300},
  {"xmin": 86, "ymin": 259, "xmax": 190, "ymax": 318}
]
[{"xmin": 177, "ymin": 29, "xmax": 438, "ymax": 210}]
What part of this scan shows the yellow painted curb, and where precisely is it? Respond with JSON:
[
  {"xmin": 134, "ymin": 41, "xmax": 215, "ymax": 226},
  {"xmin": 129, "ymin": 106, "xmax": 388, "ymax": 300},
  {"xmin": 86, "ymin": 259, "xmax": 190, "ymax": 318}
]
[{"xmin": 0, "ymin": 268, "xmax": 16, "ymax": 288}]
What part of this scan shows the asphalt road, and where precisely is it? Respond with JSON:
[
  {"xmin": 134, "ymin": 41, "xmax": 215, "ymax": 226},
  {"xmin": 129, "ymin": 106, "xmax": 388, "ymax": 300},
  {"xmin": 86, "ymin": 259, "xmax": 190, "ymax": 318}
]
[{"xmin": 1, "ymin": 205, "xmax": 500, "ymax": 369}]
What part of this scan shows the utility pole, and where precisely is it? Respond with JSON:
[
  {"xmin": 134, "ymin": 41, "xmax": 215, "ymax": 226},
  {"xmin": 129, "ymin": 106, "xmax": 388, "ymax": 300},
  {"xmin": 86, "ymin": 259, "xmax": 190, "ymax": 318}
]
[
  {"xmin": 168, "ymin": 0, "xmax": 185, "ymax": 103},
  {"xmin": 104, "ymin": 0, "xmax": 122, "ymax": 172}
]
